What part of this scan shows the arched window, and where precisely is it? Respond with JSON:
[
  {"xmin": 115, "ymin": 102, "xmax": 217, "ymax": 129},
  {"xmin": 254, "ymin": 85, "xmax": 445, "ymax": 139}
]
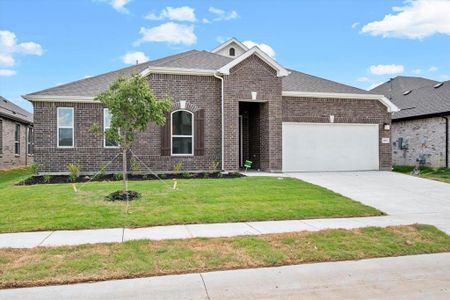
[
  {"xmin": 171, "ymin": 110, "xmax": 193, "ymax": 155},
  {"xmin": 229, "ymin": 47, "xmax": 235, "ymax": 56}
]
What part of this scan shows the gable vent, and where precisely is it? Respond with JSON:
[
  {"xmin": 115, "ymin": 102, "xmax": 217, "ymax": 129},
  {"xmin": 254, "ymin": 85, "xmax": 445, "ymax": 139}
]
[
  {"xmin": 403, "ymin": 90, "xmax": 412, "ymax": 95},
  {"xmin": 434, "ymin": 82, "xmax": 444, "ymax": 88}
]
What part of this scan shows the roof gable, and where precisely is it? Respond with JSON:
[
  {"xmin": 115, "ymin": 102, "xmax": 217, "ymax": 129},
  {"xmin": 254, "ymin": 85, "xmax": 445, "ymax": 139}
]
[
  {"xmin": 218, "ymin": 47, "xmax": 290, "ymax": 77},
  {"xmin": 211, "ymin": 38, "xmax": 248, "ymax": 56}
]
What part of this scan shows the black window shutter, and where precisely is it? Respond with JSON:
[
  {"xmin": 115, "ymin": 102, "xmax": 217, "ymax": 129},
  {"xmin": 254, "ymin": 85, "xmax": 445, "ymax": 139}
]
[
  {"xmin": 194, "ymin": 109, "xmax": 205, "ymax": 156},
  {"xmin": 161, "ymin": 112, "xmax": 171, "ymax": 156}
]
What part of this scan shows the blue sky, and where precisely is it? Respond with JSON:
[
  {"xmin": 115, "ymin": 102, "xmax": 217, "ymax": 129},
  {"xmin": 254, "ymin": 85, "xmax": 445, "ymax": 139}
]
[{"xmin": 1, "ymin": 0, "xmax": 450, "ymax": 112}]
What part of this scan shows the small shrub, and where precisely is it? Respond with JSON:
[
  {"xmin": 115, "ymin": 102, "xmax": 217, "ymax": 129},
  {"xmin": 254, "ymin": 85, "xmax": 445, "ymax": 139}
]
[
  {"xmin": 113, "ymin": 173, "xmax": 123, "ymax": 181},
  {"xmin": 209, "ymin": 160, "xmax": 220, "ymax": 172},
  {"xmin": 43, "ymin": 175, "xmax": 51, "ymax": 184},
  {"xmin": 30, "ymin": 162, "xmax": 41, "ymax": 175},
  {"xmin": 182, "ymin": 172, "xmax": 192, "ymax": 178},
  {"xmin": 131, "ymin": 158, "xmax": 141, "ymax": 174},
  {"xmin": 217, "ymin": 172, "xmax": 223, "ymax": 178},
  {"xmin": 142, "ymin": 174, "xmax": 148, "ymax": 180},
  {"xmin": 160, "ymin": 173, "xmax": 167, "ymax": 179},
  {"xmin": 174, "ymin": 162, "xmax": 183, "ymax": 173},
  {"xmin": 94, "ymin": 163, "xmax": 107, "ymax": 180},
  {"xmin": 67, "ymin": 161, "xmax": 81, "ymax": 182},
  {"xmin": 203, "ymin": 172, "xmax": 209, "ymax": 179}
]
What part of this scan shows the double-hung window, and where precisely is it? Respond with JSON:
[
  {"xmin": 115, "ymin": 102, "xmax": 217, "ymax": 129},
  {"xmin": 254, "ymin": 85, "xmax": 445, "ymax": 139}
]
[
  {"xmin": 27, "ymin": 127, "xmax": 33, "ymax": 155},
  {"xmin": 15, "ymin": 124, "xmax": 20, "ymax": 155},
  {"xmin": 171, "ymin": 110, "xmax": 193, "ymax": 155},
  {"xmin": 103, "ymin": 108, "xmax": 118, "ymax": 148},
  {"xmin": 57, "ymin": 107, "xmax": 74, "ymax": 147}
]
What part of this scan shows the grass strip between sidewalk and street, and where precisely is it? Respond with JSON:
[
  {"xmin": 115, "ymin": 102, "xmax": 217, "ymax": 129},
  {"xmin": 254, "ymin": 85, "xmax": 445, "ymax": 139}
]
[{"xmin": 1, "ymin": 224, "xmax": 449, "ymax": 289}]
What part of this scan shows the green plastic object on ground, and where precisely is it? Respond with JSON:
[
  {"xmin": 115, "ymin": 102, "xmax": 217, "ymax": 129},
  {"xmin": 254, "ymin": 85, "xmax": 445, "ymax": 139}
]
[{"xmin": 244, "ymin": 160, "xmax": 253, "ymax": 171}]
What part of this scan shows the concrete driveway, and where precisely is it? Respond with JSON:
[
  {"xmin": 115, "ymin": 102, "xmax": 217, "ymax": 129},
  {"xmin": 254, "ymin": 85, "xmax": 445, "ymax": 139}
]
[{"xmin": 291, "ymin": 171, "xmax": 450, "ymax": 234}]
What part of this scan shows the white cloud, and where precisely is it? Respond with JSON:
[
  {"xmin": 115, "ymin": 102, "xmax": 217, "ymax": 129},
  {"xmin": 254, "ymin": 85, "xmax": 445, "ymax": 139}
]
[
  {"xmin": 202, "ymin": 18, "xmax": 211, "ymax": 24},
  {"xmin": 352, "ymin": 22, "xmax": 360, "ymax": 28},
  {"xmin": 121, "ymin": 51, "xmax": 149, "ymax": 65},
  {"xmin": 368, "ymin": 81, "xmax": 384, "ymax": 90},
  {"xmin": 111, "ymin": 0, "xmax": 131, "ymax": 14},
  {"xmin": 145, "ymin": 6, "xmax": 196, "ymax": 22},
  {"xmin": 242, "ymin": 40, "xmax": 275, "ymax": 58},
  {"xmin": 0, "ymin": 69, "xmax": 16, "ymax": 76},
  {"xmin": 84, "ymin": 75, "xmax": 93, "ymax": 79},
  {"xmin": 361, "ymin": 0, "xmax": 450, "ymax": 39},
  {"xmin": 357, "ymin": 76, "xmax": 370, "ymax": 82},
  {"xmin": 412, "ymin": 68, "xmax": 422, "ymax": 74},
  {"xmin": 135, "ymin": 22, "xmax": 196, "ymax": 46},
  {"xmin": 0, "ymin": 54, "xmax": 14, "ymax": 67},
  {"xmin": 208, "ymin": 7, "xmax": 238, "ymax": 21},
  {"xmin": 95, "ymin": 0, "xmax": 131, "ymax": 14},
  {"xmin": 369, "ymin": 64, "xmax": 404, "ymax": 75},
  {"xmin": 428, "ymin": 66, "xmax": 438, "ymax": 72},
  {"xmin": 0, "ymin": 30, "xmax": 43, "ymax": 69}
]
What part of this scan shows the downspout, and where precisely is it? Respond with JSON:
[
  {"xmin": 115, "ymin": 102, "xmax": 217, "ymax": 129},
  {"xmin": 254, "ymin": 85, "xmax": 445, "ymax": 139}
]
[
  {"xmin": 443, "ymin": 115, "xmax": 449, "ymax": 168},
  {"xmin": 214, "ymin": 72, "xmax": 225, "ymax": 171}
]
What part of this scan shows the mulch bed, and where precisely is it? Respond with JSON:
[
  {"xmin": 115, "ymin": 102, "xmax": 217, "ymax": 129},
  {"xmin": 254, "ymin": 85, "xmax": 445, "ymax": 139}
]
[
  {"xmin": 17, "ymin": 172, "xmax": 244, "ymax": 185},
  {"xmin": 105, "ymin": 190, "xmax": 140, "ymax": 201}
]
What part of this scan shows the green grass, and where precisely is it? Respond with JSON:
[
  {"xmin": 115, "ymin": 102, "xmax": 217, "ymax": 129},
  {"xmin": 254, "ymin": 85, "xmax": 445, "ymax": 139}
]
[
  {"xmin": 393, "ymin": 165, "xmax": 450, "ymax": 184},
  {"xmin": 0, "ymin": 224, "xmax": 449, "ymax": 288},
  {"xmin": 0, "ymin": 168, "xmax": 382, "ymax": 233}
]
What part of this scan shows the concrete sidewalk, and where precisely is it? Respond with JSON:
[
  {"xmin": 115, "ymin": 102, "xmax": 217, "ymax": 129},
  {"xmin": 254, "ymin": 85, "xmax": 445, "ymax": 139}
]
[
  {"xmin": 1, "ymin": 253, "xmax": 449, "ymax": 299},
  {"xmin": 0, "ymin": 215, "xmax": 414, "ymax": 248}
]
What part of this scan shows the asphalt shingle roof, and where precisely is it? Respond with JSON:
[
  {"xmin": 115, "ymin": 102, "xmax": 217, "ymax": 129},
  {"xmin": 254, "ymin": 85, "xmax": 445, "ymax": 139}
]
[
  {"xmin": 25, "ymin": 48, "xmax": 371, "ymax": 98},
  {"xmin": 0, "ymin": 96, "xmax": 33, "ymax": 124},
  {"xmin": 283, "ymin": 69, "xmax": 371, "ymax": 94},
  {"xmin": 371, "ymin": 76, "xmax": 450, "ymax": 120}
]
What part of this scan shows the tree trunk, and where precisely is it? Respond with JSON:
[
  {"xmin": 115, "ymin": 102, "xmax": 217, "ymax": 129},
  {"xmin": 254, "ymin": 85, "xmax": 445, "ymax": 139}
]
[{"xmin": 122, "ymin": 148, "xmax": 128, "ymax": 193}]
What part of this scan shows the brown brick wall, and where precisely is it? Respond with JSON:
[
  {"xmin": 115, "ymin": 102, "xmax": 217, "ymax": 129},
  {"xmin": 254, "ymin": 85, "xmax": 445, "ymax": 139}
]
[
  {"xmin": 0, "ymin": 117, "xmax": 33, "ymax": 169},
  {"xmin": 223, "ymin": 55, "xmax": 283, "ymax": 172},
  {"xmin": 282, "ymin": 97, "xmax": 392, "ymax": 170},
  {"xmin": 33, "ymin": 74, "xmax": 222, "ymax": 174}
]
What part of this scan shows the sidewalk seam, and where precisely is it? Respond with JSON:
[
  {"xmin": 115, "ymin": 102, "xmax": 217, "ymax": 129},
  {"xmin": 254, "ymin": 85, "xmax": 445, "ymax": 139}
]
[
  {"xmin": 245, "ymin": 223, "xmax": 262, "ymax": 234},
  {"xmin": 199, "ymin": 273, "xmax": 211, "ymax": 300},
  {"xmin": 38, "ymin": 231, "xmax": 54, "ymax": 246}
]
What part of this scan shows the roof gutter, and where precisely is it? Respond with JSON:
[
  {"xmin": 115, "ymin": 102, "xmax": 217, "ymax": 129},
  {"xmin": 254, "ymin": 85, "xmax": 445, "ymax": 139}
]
[
  {"xmin": 213, "ymin": 72, "xmax": 225, "ymax": 171},
  {"xmin": 282, "ymin": 91, "xmax": 400, "ymax": 113}
]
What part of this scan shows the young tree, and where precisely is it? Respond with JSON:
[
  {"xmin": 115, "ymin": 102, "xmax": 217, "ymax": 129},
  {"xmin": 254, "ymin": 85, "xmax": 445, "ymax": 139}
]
[{"xmin": 95, "ymin": 74, "xmax": 171, "ymax": 196}]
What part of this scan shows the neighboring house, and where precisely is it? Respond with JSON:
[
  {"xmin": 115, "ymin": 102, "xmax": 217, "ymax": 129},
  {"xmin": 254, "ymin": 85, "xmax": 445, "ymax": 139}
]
[
  {"xmin": 371, "ymin": 76, "xmax": 450, "ymax": 168},
  {"xmin": 23, "ymin": 38, "xmax": 398, "ymax": 174},
  {"xmin": 0, "ymin": 96, "xmax": 34, "ymax": 169}
]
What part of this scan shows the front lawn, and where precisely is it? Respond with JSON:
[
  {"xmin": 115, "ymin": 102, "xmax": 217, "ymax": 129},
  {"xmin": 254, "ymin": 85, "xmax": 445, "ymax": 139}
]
[
  {"xmin": 1, "ymin": 224, "xmax": 449, "ymax": 288},
  {"xmin": 0, "ymin": 168, "xmax": 382, "ymax": 233},
  {"xmin": 393, "ymin": 166, "xmax": 450, "ymax": 184}
]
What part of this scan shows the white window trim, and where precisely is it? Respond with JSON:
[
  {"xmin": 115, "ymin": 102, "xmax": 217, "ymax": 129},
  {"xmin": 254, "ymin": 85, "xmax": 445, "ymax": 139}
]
[
  {"xmin": 14, "ymin": 123, "xmax": 20, "ymax": 155},
  {"xmin": 57, "ymin": 107, "xmax": 74, "ymax": 148},
  {"xmin": 103, "ymin": 108, "xmax": 119, "ymax": 148},
  {"xmin": 27, "ymin": 127, "xmax": 33, "ymax": 156},
  {"xmin": 171, "ymin": 109, "xmax": 194, "ymax": 156}
]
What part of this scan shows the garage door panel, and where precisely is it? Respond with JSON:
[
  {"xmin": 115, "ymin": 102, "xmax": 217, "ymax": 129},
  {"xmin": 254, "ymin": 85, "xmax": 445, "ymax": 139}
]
[{"xmin": 282, "ymin": 123, "xmax": 379, "ymax": 172}]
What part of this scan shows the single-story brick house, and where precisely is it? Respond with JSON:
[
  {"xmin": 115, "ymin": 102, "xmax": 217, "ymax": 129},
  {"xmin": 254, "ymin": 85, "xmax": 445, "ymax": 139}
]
[
  {"xmin": 0, "ymin": 96, "xmax": 34, "ymax": 169},
  {"xmin": 372, "ymin": 76, "xmax": 449, "ymax": 168},
  {"xmin": 23, "ymin": 38, "xmax": 398, "ymax": 174}
]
